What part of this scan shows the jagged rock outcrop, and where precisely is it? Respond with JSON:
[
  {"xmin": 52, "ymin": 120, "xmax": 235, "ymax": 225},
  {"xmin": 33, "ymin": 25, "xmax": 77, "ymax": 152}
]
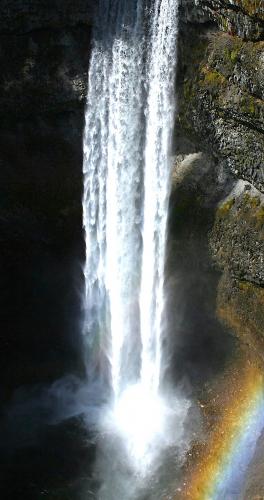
[
  {"xmin": 177, "ymin": 0, "xmax": 264, "ymax": 284},
  {"xmin": 210, "ymin": 183, "xmax": 264, "ymax": 286},
  {"xmin": 217, "ymin": 273, "xmax": 264, "ymax": 358},
  {"xmin": 0, "ymin": 0, "xmax": 262, "ymax": 497},
  {"xmin": 196, "ymin": 0, "xmax": 264, "ymax": 40},
  {"xmin": 178, "ymin": 28, "xmax": 264, "ymax": 193},
  {"xmin": 176, "ymin": 4, "xmax": 264, "ymax": 496}
]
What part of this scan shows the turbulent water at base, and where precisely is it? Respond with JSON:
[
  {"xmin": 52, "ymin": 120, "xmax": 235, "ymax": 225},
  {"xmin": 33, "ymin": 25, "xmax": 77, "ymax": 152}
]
[{"xmin": 82, "ymin": 0, "xmax": 188, "ymax": 479}]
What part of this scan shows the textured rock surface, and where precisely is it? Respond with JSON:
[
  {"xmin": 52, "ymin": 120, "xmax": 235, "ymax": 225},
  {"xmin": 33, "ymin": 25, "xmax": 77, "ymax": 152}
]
[
  {"xmin": 177, "ymin": 27, "xmax": 264, "ymax": 193},
  {"xmin": 242, "ymin": 431, "xmax": 264, "ymax": 499},
  {"xmin": 179, "ymin": 0, "xmax": 210, "ymax": 24},
  {"xmin": 177, "ymin": 0, "xmax": 264, "ymax": 291},
  {"xmin": 176, "ymin": 5, "xmax": 264, "ymax": 496},
  {"xmin": 215, "ymin": 271, "xmax": 264, "ymax": 500},
  {"xmin": 217, "ymin": 273, "xmax": 264, "ymax": 361},
  {"xmin": 211, "ymin": 183, "xmax": 264, "ymax": 285},
  {"xmin": 167, "ymin": 151, "xmax": 235, "ymax": 388},
  {"xmin": 0, "ymin": 6, "xmax": 91, "ymax": 117},
  {"xmin": 196, "ymin": 0, "xmax": 264, "ymax": 40}
]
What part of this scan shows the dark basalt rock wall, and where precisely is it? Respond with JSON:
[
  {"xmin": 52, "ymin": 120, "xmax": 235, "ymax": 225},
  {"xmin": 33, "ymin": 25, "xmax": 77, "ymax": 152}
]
[
  {"xmin": 0, "ymin": 1, "xmax": 93, "ymax": 401},
  {"xmin": 196, "ymin": 0, "xmax": 264, "ymax": 40},
  {"xmin": 175, "ymin": 2, "xmax": 264, "ymax": 496},
  {"xmin": 0, "ymin": 0, "xmax": 262, "ymax": 408},
  {"xmin": 177, "ymin": 0, "xmax": 264, "ymax": 290},
  {"xmin": 0, "ymin": 0, "xmax": 263, "ymax": 497},
  {"xmin": 210, "ymin": 189, "xmax": 264, "ymax": 286},
  {"xmin": 178, "ymin": 25, "xmax": 264, "ymax": 192}
]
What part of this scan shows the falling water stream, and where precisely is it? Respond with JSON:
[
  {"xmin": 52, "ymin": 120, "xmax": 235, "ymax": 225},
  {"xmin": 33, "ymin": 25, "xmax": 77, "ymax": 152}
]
[{"xmin": 82, "ymin": 0, "xmax": 190, "ymax": 492}]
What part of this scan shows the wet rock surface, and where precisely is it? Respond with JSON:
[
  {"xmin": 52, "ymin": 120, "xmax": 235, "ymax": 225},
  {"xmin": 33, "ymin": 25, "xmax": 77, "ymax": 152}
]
[
  {"xmin": 177, "ymin": 0, "xmax": 264, "ymax": 300},
  {"xmin": 211, "ymin": 183, "xmax": 264, "ymax": 285},
  {"xmin": 0, "ymin": 0, "xmax": 263, "ymax": 498},
  {"xmin": 242, "ymin": 431, "xmax": 264, "ymax": 499},
  {"xmin": 177, "ymin": 3, "xmax": 264, "ymax": 497},
  {"xmin": 168, "ymin": 151, "xmax": 236, "ymax": 388},
  {"xmin": 177, "ymin": 26, "xmax": 264, "ymax": 192},
  {"xmin": 196, "ymin": 0, "xmax": 264, "ymax": 40}
]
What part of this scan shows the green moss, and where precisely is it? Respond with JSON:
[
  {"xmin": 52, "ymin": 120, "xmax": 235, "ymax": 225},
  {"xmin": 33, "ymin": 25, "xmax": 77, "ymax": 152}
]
[
  {"xmin": 220, "ymin": 16, "xmax": 229, "ymax": 32},
  {"xmin": 201, "ymin": 67, "xmax": 227, "ymax": 87},
  {"xmin": 223, "ymin": 39, "xmax": 242, "ymax": 65},
  {"xmin": 208, "ymin": 33, "xmax": 243, "ymax": 72},
  {"xmin": 230, "ymin": 47, "xmax": 240, "ymax": 63},
  {"xmin": 242, "ymin": 194, "xmax": 264, "ymax": 227},
  {"xmin": 249, "ymin": 96, "xmax": 255, "ymax": 114},
  {"xmin": 255, "ymin": 205, "xmax": 264, "ymax": 225},
  {"xmin": 250, "ymin": 196, "xmax": 261, "ymax": 208},
  {"xmin": 243, "ymin": 193, "xmax": 261, "ymax": 206},
  {"xmin": 217, "ymin": 198, "xmax": 235, "ymax": 216},
  {"xmin": 183, "ymin": 79, "xmax": 195, "ymax": 102},
  {"xmin": 241, "ymin": 95, "xmax": 257, "ymax": 115},
  {"xmin": 233, "ymin": 0, "xmax": 264, "ymax": 18},
  {"xmin": 238, "ymin": 281, "xmax": 252, "ymax": 291}
]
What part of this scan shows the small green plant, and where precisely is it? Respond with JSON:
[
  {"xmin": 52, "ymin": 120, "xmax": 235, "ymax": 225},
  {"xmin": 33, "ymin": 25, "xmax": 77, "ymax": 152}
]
[
  {"xmin": 255, "ymin": 205, "xmax": 264, "ymax": 225},
  {"xmin": 217, "ymin": 198, "xmax": 235, "ymax": 216},
  {"xmin": 201, "ymin": 66, "xmax": 226, "ymax": 88}
]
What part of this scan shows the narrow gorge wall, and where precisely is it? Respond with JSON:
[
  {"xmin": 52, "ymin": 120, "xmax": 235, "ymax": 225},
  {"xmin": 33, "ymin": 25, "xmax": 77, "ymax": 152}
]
[
  {"xmin": 1, "ymin": 1, "xmax": 263, "ymax": 499},
  {"xmin": 0, "ymin": 0, "xmax": 94, "ymax": 400},
  {"xmin": 175, "ymin": 0, "xmax": 264, "ymax": 358},
  {"xmin": 1, "ymin": 0, "xmax": 262, "ymax": 406},
  {"xmin": 174, "ymin": 2, "xmax": 264, "ymax": 495}
]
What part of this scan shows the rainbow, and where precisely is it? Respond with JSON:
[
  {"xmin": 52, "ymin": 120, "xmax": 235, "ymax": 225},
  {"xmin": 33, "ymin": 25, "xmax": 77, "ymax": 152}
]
[{"xmin": 183, "ymin": 363, "xmax": 264, "ymax": 500}]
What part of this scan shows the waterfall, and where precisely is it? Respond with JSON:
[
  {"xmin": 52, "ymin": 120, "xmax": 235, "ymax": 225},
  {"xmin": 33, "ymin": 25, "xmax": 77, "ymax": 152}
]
[{"xmin": 82, "ymin": 0, "xmax": 183, "ymax": 471}]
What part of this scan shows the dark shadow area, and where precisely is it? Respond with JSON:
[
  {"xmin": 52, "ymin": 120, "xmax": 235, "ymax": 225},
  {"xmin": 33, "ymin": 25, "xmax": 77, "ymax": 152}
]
[
  {"xmin": 0, "ymin": 11, "xmax": 91, "ymax": 403},
  {"xmin": 0, "ymin": 416, "xmax": 96, "ymax": 500},
  {"xmin": 0, "ymin": 113, "xmax": 86, "ymax": 404},
  {"xmin": 0, "ymin": 116, "xmax": 93, "ymax": 498},
  {"xmin": 165, "ymin": 155, "xmax": 237, "ymax": 392},
  {"xmin": 0, "ymin": 3, "xmax": 250, "ymax": 500},
  {"xmin": 0, "ymin": 7, "xmax": 93, "ymax": 497}
]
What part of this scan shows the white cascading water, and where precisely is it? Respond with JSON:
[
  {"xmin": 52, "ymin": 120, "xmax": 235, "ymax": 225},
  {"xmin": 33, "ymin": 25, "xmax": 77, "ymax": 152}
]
[{"xmin": 83, "ymin": 0, "xmax": 189, "ymax": 473}]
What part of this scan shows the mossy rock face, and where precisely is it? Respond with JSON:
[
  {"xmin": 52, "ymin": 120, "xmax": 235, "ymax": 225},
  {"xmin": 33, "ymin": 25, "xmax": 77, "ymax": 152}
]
[
  {"xmin": 210, "ymin": 187, "xmax": 264, "ymax": 285},
  {"xmin": 177, "ymin": 27, "xmax": 264, "ymax": 193},
  {"xmin": 196, "ymin": 0, "xmax": 264, "ymax": 40}
]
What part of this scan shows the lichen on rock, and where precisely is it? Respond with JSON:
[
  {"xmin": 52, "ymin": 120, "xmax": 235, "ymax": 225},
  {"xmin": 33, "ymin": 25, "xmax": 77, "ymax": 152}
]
[
  {"xmin": 210, "ymin": 182, "xmax": 264, "ymax": 286},
  {"xmin": 177, "ymin": 24, "xmax": 264, "ymax": 193},
  {"xmin": 177, "ymin": 0, "xmax": 264, "ymax": 377},
  {"xmin": 195, "ymin": 0, "xmax": 264, "ymax": 40}
]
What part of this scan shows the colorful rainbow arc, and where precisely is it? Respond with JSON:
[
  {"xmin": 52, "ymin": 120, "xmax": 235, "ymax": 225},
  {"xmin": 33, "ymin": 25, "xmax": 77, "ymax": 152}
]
[{"xmin": 184, "ymin": 365, "xmax": 264, "ymax": 500}]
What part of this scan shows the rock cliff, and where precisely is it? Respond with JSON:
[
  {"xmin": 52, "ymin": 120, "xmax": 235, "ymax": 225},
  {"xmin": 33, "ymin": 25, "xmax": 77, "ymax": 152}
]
[
  {"xmin": 196, "ymin": 0, "xmax": 264, "ymax": 40},
  {"xmin": 0, "ymin": 0, "xmax": 263, "ymax": 498},
  {"xmin": 175, "ymin": 1, "xmax": 264, "ymax": 496},
  {"xmin": 1, "ymin": 0, "xmax": 262, "ymax": 423},
  {"xmin": 176, "ymin": 0, "xmax": 264, "ymax": 346}
]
